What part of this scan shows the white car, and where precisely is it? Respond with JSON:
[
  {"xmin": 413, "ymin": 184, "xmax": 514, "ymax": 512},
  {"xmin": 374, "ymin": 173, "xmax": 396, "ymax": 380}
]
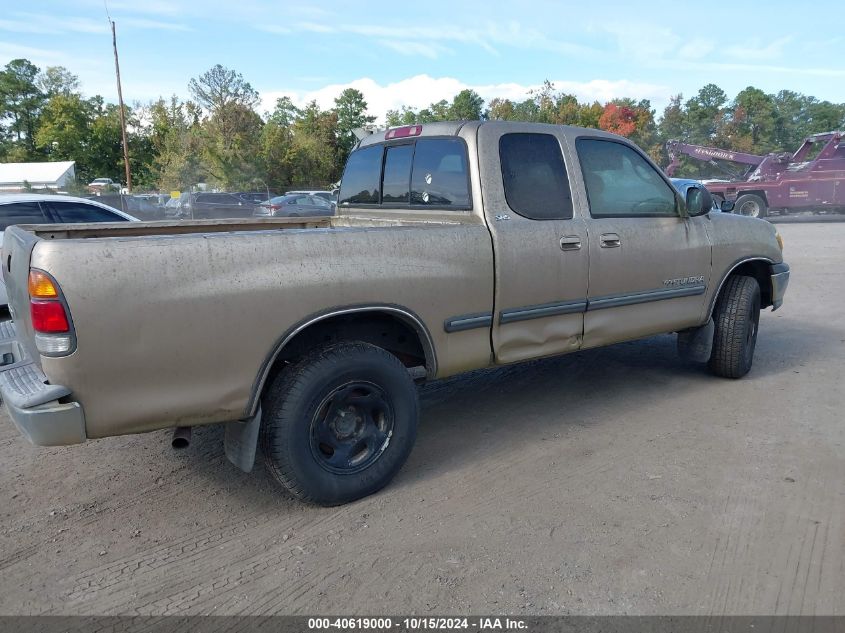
[
  {"xmin": 0, "ymin": 194, "xmax": 137, "ymax": 310},
  {"xmin": 88, "ymin": 177, "xmax": 116, "ymax": 189}
]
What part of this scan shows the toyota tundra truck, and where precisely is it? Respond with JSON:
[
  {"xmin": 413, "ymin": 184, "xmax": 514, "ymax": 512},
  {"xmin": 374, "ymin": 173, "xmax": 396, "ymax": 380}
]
[{"xmin": 0, "ymin": 121, "xmax": 790, "ymax": 506}]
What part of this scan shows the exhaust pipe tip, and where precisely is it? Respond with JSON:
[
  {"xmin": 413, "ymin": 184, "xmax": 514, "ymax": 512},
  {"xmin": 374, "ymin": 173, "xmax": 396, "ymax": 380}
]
[{"xmin": 172, "ymin": 426, "xmax": 191, "ymax": 449}]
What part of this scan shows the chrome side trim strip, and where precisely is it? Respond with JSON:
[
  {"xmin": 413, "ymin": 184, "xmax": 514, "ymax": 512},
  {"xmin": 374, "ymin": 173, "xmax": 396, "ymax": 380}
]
[
  {"xmin": 588, "ymin": 285, "xmax": 706, "ymax": 311},
  {"xmin": 444, "ymin": 313, "xmax": 493, "ymax": 333},
  {"xmin": 499, "ymin": 300, "xmax": 587, "ymax": 324}
]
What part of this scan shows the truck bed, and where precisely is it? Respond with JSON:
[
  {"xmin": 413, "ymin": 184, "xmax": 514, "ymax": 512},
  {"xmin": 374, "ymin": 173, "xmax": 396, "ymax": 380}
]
[
  {"xmin": 20, "ymin": 212, "xmax": 472, "ymax": 241},
  {"xmin": 21, "ymin": 216, "xmax": 334, "ymax": 240}
]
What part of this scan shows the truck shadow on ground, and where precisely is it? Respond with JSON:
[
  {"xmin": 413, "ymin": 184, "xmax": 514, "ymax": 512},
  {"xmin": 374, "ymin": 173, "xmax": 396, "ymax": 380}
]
[{"xmin": 181, "ymin": 316, "xmax": 840, "ymax": 505}]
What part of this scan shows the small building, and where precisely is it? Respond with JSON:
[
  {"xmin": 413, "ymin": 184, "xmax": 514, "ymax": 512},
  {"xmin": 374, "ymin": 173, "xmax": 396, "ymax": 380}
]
[{"xmin": 0, "ymin": 161, "xmax": 76, "ymax": 192}]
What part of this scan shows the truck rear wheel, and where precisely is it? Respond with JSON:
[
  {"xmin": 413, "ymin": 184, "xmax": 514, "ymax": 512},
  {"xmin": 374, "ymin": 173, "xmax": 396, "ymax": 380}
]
[
  {"xmin": 709, "ymin": 275, "xmax": 761, "ymax": 379},
  {"xmin": 735, "ymin": 194, "xmax": 768, "ymax": 218},
  {"xmin": 261, "ymin": 341, "xmax": 419, "ymax": 506}
]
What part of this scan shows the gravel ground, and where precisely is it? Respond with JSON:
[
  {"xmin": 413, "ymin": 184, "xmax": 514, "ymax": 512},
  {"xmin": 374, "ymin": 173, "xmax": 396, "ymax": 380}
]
[{"xmin": 0, "ymin": 221, "xmax": 842, "ymax": 616}]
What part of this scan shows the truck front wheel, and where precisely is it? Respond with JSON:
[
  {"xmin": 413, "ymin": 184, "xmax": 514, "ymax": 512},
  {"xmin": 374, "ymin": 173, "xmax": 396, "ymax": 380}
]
[
  {"xmin": 261, "ymin": 341, "xmax": 419, "ymax": 505},
  {"xmin": 709, "ymin": 275, "xmax": 761, "ymax": 378},
  {"xmin": 735, "ymin": 194, "xmax": 768, "ymax": 218}
]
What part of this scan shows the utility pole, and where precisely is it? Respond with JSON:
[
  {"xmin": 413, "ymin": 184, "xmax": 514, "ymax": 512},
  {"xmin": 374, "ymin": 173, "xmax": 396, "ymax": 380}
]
[{"xmin": 110, "ymin": 19, "xmax": 132, "ymax": 192}]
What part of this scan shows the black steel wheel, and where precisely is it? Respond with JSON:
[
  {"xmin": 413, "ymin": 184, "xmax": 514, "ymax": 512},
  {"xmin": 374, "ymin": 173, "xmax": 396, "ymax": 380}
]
[
  {"xmin": 261, "ymin": 341, "xmax": 418, "ymax": 505},
  {"xmin": 309, "ymin": 381, "xmax": 395, "ymax": 474}
]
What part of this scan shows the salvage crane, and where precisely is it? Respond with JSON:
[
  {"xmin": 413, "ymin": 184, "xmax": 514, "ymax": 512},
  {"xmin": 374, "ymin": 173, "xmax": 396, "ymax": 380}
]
[{"xmin": 665, "ymin": 132, "xmax": 845, "ymax": 218}]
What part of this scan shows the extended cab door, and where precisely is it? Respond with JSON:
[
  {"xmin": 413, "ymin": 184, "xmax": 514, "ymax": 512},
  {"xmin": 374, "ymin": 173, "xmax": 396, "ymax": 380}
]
[
  {"xmin": 573, "ymin": 137, "xmax": 712, "ymax": 348},
  {"xmin": 478, "ymin": 123, "xmax": 589, "ymax": 364}
]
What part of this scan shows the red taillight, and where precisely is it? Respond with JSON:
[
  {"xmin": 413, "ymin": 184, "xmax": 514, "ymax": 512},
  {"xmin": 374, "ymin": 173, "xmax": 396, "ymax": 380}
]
[
  {"xmin": 269, "ymin": 204, "xmax": 281, "ymax": 211},
  {"xmin": 30, "ymin": 300, "xmax": 70, "ymax": 333},
  {"xmin": 385, "ymin": 125, "xmax": 422, "ymax": 140}
]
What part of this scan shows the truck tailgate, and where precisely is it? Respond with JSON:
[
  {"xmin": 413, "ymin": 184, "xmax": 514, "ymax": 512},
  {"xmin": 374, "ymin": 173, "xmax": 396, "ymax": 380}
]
[
  {"xmin": 0, "ymin": 226, "xmax": 86, "ymax": 445},
  {"xmin": 2, "ymin": 225, "xmax": 42, "ymax": 365}
]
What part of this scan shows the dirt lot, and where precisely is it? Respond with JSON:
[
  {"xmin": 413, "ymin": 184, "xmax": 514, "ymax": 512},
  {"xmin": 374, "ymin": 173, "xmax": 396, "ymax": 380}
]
[{"xmin": 0, "ymin": 221, "xmax": 842, "ymax": 616}]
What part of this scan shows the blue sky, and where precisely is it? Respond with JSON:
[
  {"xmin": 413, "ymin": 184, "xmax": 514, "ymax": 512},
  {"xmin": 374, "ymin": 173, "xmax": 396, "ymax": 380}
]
[{"xmin": 1, "ymin": 0, "xmax": 843, "ymax": 123}]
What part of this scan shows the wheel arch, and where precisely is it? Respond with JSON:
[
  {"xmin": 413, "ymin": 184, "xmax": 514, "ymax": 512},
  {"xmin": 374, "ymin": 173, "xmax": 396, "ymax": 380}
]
[
  {"xmin": 707, "ymin": 257, "xmax": 774, "ymax": 319},
  {"xmin": 244, "ymin": 304, "xmax": 437, "ymax": 417},
  {"xmin": 736, "ymin": 190, "xmax": 769, "ymax": 207}
]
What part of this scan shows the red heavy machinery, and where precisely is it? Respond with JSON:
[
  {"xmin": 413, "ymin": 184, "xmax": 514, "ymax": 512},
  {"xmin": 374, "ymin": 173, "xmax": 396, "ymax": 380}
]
[{"xmin": 665, "ymin": 131, "xmax": 845, "ymax": 218}]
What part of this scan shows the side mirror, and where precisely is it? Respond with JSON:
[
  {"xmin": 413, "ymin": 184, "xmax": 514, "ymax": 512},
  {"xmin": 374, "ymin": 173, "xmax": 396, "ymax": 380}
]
[
  {"xmin": 720, "ymin": 199, "xmax": 735, "ymax": 213},
  {"xmin": 686, "ymin": 186, "xmax": 713, "ymax": 217}
]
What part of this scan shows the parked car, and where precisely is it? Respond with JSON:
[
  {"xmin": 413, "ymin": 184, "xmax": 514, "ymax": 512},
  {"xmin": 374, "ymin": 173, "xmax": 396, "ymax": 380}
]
[
  {"xmin": 0, "ymin": 121, "xmax": 788, "ymax": 506},
  {"xmin": 236, "ymin": 191, "xmax": 277, "ymax": 204},
  {"xmin": 164, "ymin": 192, "xmax": 256, "ymax": 220},
  {"xmin": 0, "ymin": 194, "xmax": 137, "ymax": 309},
  {"xmin": 163, "ymin": 193, "xmax": 189, "ymax": 218},
  {"xmin": 286, "ymin": 190, "xmax": 333, "ymax": 202},
  {"xmin": 253, "ymin": 193, "xmax": 334, "ymax": 218},
  {"xmin": 123, "ymin": 194, "xmax": 166, "ymax": 219},
  {"xmin": 670, "ymin": 178, "xmax": 734, "ymax": 213},
  {"xmin": 87, "ymin": 177, "xmax": 118, "ymax": 193}
]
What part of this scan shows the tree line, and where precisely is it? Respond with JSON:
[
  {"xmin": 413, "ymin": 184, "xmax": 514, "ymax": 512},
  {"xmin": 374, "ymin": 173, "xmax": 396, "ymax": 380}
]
[{"xmin": 2, "ymin": 59, "xmax": 844, "ymax": 193}]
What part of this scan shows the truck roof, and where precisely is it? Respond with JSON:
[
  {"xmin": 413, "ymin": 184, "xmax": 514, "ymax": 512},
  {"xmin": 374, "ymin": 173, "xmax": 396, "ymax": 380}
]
[{"xmin": 356, "ymin": 120, "xmax": 623, "ymax": 149}]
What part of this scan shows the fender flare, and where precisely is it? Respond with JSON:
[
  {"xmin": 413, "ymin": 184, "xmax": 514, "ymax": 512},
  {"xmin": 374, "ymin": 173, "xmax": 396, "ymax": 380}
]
[
  {"xmin": 243, "ymin": 303, "xmax": 437, "ymax": 418},
  {"xmin": 705, "ymin": 256, "xmax": 775, "ymax": 320}
]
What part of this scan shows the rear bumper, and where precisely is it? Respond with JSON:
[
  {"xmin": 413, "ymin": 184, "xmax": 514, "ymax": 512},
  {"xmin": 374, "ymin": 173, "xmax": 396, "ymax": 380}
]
[
  {"xmin": 0, "ymin": 321, "xmax": 86, "ymax": 446},
  {"xmin": 770, "ymin": 262, "xmax": 790, "ymax": 310}
]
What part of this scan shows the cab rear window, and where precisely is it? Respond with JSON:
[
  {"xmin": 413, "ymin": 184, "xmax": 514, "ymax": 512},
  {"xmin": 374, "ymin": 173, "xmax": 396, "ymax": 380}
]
[
  {"xmin": 338, "ymin": 145, "xmax": 382, "ymax": 205},
  {"xmin": 339, "ymin": 138, "xmax": 471, "ymax": 209}
]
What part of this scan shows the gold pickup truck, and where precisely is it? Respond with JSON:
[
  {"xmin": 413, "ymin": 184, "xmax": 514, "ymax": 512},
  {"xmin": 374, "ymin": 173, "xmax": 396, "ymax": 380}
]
[{"xmin": 0, "ymin": 121, "xmax": 789, "ymax": 505}]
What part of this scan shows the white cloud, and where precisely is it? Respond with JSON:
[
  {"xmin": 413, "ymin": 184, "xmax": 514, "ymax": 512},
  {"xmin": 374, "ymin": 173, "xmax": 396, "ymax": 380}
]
[
  {"xmin": 6, "ymin": 12, "xmax": 109, "ymax": 34},
  {"xmin": 258, "ymin": 75, "xmax": 673, "ymax": 124},
  {"xmin": 98, "ymin": 0, "xmax": 184, "ymax": 16},
  {"xmin": 121, "ymin": 17, "xmax": 193, "ymax": 32},
  {"xmin": 257, "ymin": 19, "xmax": 597, "ymax": 60},
  {"xmin": 296, "ymin": 21, "xmax": 334, "ymax": 34},
  {"xmin": 601, "ymin": 22, "xmax": 681, "ymax": 63},
  {"xmin": 0, "ymin": 11, "xmax": 190, "ymax": 35},
  {"xmin": 723, "ymin": 36, "xmax": 792, "ymax": 61},
  {"xmin": 376, "ymin": 40, "xmax": 449, "ymax": 60},
  {"xmin": 678, "ymin": 37, "xmax": 715, "ymax": 60}
]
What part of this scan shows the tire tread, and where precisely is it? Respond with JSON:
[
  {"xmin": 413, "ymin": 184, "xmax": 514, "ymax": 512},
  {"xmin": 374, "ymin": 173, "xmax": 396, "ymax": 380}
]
[
  {"xmin": 709, "ymin": 275, "xmax": 760, "ymax": 378},
  {"xmin": 260, "ymin": 341, "xmax": 417, "ymax": 505}
]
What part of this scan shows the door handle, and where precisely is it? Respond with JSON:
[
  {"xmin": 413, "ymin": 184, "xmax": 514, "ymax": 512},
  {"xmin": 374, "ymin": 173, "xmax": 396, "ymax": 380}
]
[
  {"xmin": 559, "ymin": 235, "xmax": 582, "ymax": 251},
  {"xmin": 600, "ymin": 233, "xmax": 621, "ymax": 248}
]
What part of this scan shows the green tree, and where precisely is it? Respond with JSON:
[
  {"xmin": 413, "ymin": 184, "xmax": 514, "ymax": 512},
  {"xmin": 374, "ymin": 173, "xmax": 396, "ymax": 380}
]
[
  {"xmin": 268, "ymin": 96, "xmax": 300, "ymax": 127},
  {"xmin": 34, "ymin": 93, "xmax": 91, "ymax": 167},
  {"xmin": 334, "ymin": 88, "xmax": 375, "ymax": 164},
  {"xmin": 806, "ymin": 101, "xmax": 845, "ymax": 134},
  {"xmin": 189, "ymin": 64, "xmax": 259, "ymax": 114},
  {"xmin": 37, "ymin": 66, "xmax": 80, "ymax": 97},
  {"xmin": 449, "ymin": 89, "xmax": 484, "ymax": 120},
  {"xmin": 385, "ymin": 106, "xmax": 418, "ymax": 126},
  {"xmin": 0, "ymin": 58, "xmax": 45, "ymax": 157},
  {"xmin": 487, "ymin": 98, "xmax": 516, "ymax": 121},
  {"xmin": 199, "ymin": 102, "xmax": 264, "ymax": 189},
  {"xmin": 684, "ymin": 83, "xmax": 728, "ymax": 143},
  {"xmin": 149, "ymin": 97, "xmax": 204, "ymax": 191},
  {"xmin": 726, "ymin": 86, "xmax": 778, "ymax": 152},
  {"xmin": 286, "ymin": 101, "xmax": 338, "ymax": 186}
]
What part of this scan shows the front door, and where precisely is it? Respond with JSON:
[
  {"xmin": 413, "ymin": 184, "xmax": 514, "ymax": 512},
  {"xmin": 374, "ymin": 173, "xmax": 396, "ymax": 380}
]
[
  {"xmin": 573, "ymin": 137, "xmax": 713, "ymax": 348},
  {"xmin": 478, "ymin": 123, "xmax": 589, "ymax": 364}
]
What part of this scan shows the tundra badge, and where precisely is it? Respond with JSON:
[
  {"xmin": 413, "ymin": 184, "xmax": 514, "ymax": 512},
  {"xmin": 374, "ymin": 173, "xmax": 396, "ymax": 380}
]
[{"xmin": 664, "ymin": 276, "xmax": 705, "ymax": 287}]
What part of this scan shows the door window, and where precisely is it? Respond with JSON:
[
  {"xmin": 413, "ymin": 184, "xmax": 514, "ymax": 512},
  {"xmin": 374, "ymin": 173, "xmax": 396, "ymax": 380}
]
[
  {"xmin": 0, "ymin": 202, "xmax": 48, "ymax": 229},
  {"xmin": 309, "ymin": 196, "xmax": 332, "ymax": 209},
  {"xmin": 410, "ymin": 139, "xmax": 470, "ymax": 208},
  {"xmin": 47, "ymin": 201, "xmax": 128, "ymax": 223},
  {"xmin": 499, "ymin": 133, "xmax": 573, "ymax": 220},
  {"xmin": 576, "ymin": 139, "xmax": 677, "ymax": 218}
]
